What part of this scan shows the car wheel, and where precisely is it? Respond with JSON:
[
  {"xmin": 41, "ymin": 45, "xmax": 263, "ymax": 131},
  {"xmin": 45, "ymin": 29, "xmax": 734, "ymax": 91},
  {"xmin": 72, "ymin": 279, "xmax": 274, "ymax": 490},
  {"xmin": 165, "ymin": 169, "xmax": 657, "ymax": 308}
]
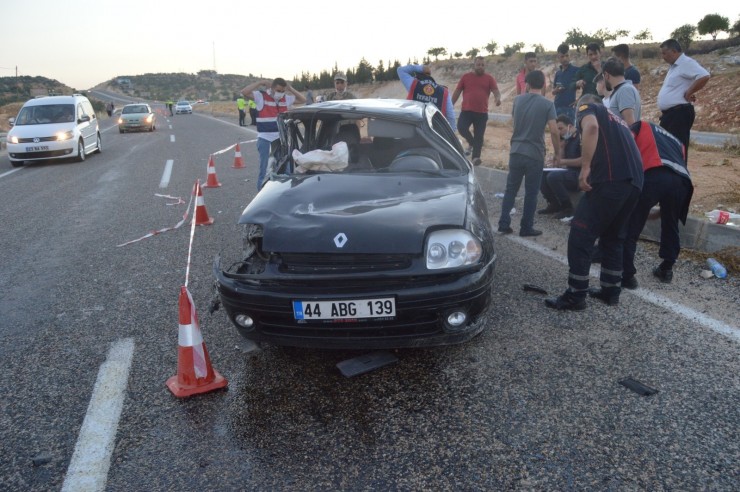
[
  {"xmin": 119, "ymin": 128, "xmax": 124, "ymax": 133},
  {"xmin": 94, "ymin": 133, "xmax": 102, "ymax": 154},
  {"xmin": 76, "ymin": 139, "xmax": 86, "ymax": 162}
]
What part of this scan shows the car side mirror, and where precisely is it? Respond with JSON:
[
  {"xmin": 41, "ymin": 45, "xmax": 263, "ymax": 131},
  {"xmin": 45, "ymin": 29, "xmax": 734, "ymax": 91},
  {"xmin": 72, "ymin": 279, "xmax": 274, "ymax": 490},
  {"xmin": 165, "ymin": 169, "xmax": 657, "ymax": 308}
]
[
  {"xmin": 8, "ymin": 117, "xmax": 14, "ymax": 126},
  {"xmin": 78, "ymin": 115, "xmax": 91, "ymax": 123}
]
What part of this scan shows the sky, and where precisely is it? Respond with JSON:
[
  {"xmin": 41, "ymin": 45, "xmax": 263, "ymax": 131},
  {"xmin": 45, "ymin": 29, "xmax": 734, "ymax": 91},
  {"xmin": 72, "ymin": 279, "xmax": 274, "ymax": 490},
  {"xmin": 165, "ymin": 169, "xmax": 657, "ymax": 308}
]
[{"xmin": 2, "ymin": 0, "xmax": 737, "ymax": 90}]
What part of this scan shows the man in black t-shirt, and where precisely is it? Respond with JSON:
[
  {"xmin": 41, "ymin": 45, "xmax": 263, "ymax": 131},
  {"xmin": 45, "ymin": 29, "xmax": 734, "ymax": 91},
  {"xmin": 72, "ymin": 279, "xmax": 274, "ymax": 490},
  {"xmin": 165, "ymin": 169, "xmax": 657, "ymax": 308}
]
[{"xmin": 546, "ymin": 94, "xmax": 644, "ymax": 310}]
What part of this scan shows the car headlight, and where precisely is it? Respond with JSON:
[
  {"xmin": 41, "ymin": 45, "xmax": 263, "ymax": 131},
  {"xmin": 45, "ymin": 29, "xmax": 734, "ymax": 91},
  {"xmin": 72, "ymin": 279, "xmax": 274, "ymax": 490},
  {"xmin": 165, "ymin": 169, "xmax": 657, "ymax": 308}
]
[
  {"xmin": 56, "ymin": 131, "xmax": 74, "ymax": 141},
  {"xmin": 9, "ymin": 135, "xmax": 19, "ymax": 144},
  {"xmin": 145, "ymin": 115, "xmax": 153, "ymax": 123},
  {"xmin": 425, "ymin": 229, "xmax": 482, "ymax": 269},
  {"xmin": 118, "ymin": 118, "xmax": 123, "ymax": 124}
]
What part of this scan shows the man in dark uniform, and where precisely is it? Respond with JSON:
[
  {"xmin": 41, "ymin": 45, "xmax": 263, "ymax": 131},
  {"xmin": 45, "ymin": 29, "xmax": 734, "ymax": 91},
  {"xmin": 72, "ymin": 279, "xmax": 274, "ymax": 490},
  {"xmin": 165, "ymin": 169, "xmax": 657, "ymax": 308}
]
[
  {"xmin": 621, "ymin": 121, "xmax": 693, "ymax": 287},
  {"xmin": 546, "ymin": 94, "xmax": 644, "ymax": 310}
]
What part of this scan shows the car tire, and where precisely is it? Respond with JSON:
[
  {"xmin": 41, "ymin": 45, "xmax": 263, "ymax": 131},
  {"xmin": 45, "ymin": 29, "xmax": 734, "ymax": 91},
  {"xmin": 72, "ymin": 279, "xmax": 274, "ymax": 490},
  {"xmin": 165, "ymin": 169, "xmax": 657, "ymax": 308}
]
[
  {"xmin": 119, "ymin": 128, "xmax": 124, "ymax": 133},
  {"xmin": 94, "ymin": 133, "xmax": 102, "ymax": 154},
  {"xmin": 76, "ymin": 139, "xmax": 86, "ymax": 162}
]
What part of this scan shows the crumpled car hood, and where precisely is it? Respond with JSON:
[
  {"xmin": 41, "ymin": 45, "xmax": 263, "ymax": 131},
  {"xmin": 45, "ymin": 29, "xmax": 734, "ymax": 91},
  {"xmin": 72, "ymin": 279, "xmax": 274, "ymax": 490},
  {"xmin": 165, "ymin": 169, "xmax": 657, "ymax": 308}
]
[{"xmin": 240, "ymin": 174, "xmax": 468, "ymax": 254}]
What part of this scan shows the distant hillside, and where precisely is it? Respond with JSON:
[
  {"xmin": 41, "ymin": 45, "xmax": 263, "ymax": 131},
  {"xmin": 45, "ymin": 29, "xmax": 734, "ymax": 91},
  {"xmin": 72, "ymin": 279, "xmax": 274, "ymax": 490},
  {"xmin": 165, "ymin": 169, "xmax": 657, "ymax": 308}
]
[
  {"xmin": 0, "ymin": 76, "xmax": 74, "ymax": 106},
  {"xmin": 94, "ymin": 71, "xmax": 261, "ymax": 103}
]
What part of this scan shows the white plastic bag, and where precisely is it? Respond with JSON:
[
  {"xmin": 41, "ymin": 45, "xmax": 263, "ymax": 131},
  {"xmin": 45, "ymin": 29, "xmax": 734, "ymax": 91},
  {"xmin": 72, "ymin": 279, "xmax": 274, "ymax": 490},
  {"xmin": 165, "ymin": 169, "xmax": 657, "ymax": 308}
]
[{"xmin": 293, "ymin": 141, "xmax": 349, "ymax": 173}]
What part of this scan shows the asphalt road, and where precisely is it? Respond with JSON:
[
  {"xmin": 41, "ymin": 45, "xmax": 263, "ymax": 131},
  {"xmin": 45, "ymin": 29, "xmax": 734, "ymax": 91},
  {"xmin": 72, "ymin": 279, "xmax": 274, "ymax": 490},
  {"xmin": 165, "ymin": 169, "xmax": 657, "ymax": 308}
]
[{"xmin": 0, "ymin": 111, "xmax": 738, "ymax": 491}]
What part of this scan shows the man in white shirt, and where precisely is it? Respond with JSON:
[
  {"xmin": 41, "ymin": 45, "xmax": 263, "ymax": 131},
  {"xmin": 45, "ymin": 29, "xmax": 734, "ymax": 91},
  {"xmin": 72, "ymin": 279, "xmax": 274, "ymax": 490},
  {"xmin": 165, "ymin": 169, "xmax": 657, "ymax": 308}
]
[{"xmin": 656, "ymin": 39, "xmax": 710, "ymax": 162}]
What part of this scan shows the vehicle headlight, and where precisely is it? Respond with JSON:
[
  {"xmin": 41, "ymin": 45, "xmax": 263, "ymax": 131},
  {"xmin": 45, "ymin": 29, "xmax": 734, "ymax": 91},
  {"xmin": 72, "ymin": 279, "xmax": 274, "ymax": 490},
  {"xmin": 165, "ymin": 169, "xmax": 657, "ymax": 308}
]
[
  {"xmin": 145, "ymin": 115, "xmax": 153, "ymax": 123},
  {"xmin": 9, "ymin": 135, "xmax": 19, "ymax": 144},
  {"xmin": 118, "ymin": 118, "xmax": 123, "ymax": 124},
  {"xmin": 56, "ymin": 131, "xmax": 74, "ymax": 141},
  {"xmin": 425, "ymin": 229, "xmax": 482, "ymax": 269}
]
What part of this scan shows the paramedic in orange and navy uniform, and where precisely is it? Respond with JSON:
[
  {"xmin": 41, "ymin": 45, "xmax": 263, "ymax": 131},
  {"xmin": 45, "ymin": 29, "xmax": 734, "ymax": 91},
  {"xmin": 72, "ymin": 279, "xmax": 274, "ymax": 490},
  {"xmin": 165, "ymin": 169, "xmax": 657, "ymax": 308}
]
[
  {"xmin": 397, "ymin": 64, "xmax": 456, "ymax": 131},
  {"xmin": 241, "ymin": 78, "xmax": 306, "ymax": 190},
  {"xmin": 621, "ymin": 121, "xmax": 693, "ymax": 288}
]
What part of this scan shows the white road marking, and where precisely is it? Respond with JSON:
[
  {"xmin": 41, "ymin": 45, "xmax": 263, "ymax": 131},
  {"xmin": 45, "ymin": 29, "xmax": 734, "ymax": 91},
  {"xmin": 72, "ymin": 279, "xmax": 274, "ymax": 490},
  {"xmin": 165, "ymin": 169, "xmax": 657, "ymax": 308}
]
[
  {"xmin": 170, "ymin": 135, "xmax": 175, "ymax": 143},
  {"xmin": 62, "ymin": 338, "xmax": 135, "ymax": 492},
  {"xmin": 509, "ymin": 235, "xmax": 740, "ymax": 341},
  {"xmin": 0, "ymin": 167, "xmax": 22, "ymax": 179},
  {"xmin": 159, "ymin": 159, "xmax": 174, "ymax": 188}
]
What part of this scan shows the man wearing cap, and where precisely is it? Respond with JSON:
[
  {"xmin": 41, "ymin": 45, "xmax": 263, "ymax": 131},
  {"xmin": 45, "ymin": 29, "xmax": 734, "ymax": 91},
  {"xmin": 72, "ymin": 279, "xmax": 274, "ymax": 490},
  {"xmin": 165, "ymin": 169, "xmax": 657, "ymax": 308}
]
[
  {"xmin": 241, "ymin": 77, "xmax": 306, "ymax": 190},
  {"xmin": 657, "ymin": 38, "xmax": 710, "ymax": 162},
  {"xmin": 325, "ymin": 72, "xmax": 356, "ymax": 101},
  {"xmin": 397, "ymin": 63, "xmax": 456, "ymax": 131}
]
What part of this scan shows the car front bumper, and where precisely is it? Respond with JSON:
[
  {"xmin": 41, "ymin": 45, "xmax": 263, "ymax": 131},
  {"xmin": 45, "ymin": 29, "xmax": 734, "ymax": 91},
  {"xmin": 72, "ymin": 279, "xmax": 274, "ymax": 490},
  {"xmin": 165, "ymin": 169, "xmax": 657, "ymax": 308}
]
[
  {"xmin": 213, "ymin": 254, "xmax": 496, "ymax": 349},
  {"xmin": 7, "ymin": 140, "xmax": 76, "ymax": 162}
]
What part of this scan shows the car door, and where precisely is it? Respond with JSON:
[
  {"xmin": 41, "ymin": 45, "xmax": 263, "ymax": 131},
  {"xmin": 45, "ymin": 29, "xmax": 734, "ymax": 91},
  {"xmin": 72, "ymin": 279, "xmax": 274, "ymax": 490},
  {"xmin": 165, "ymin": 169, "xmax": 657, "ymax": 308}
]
[{"xmin": 77, "ymin": 102, "xmax": 95, "ymax": 150}]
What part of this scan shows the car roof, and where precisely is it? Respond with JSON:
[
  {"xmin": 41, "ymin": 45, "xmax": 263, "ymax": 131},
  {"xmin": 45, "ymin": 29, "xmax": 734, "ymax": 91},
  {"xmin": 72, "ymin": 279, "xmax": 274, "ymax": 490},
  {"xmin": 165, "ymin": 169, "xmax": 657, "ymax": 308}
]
[
  {"xmin": 122, "ymin": 103, "xmax": 150, "ymax": 108},
  {"xmin": 284, "ymin": 98, "xmax": 429, "ymax": 123},
  {"xmin": 22, "ymin": 95, "xmax": 84, "ymax": 106}
]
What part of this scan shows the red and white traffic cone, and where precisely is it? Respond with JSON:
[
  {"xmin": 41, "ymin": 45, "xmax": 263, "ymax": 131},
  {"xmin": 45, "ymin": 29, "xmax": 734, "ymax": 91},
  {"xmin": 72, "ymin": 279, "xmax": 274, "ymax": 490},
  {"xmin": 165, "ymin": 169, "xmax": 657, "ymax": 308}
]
[
  {"xmin": 193, "ymin": 180, "xmax": 214, "ymax": 226},
  {"xmin": 232, "ymin": 143, "xmax": 245, "ymax": 169},
  {"xmin": 166, "ymin": 286, "xmax": 228, "ymax": 398},
  {"xmin": 202, "ymin": 155, "xmax": 222, "ymax": 188}
]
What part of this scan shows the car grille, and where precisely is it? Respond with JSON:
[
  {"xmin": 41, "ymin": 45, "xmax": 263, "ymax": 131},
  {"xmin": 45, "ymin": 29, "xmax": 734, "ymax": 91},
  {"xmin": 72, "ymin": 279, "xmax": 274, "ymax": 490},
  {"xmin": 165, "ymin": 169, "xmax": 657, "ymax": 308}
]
[
  {"xmin": 278, "ymin": 253, "xmax": 413, "ymax": 274},
  {"xmin": 10, "ymin": 149, "xmax": 73, "ymax": 159},
  {"xmin": 16, "ymin": 136, "xmax": 57, "ymax": 143}
]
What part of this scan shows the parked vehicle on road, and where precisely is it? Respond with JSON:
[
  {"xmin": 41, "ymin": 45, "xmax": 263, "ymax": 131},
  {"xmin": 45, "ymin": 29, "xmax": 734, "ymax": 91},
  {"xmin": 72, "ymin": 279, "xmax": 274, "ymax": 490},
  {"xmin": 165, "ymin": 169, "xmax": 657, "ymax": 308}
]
[
  {"xmin": 174, "ymin": 101, "xmax": 192, "ymax": 114},
  {"xmin": 6, "ymin": 94, "xmax": 101, "ymax": 167},
  {"xmin": 118, "ymin": 103, "xmax": 156, "ymax": 133},
  {"xmin": 214, "ymin": 99, "xmax": 496, "ymax": 349}
]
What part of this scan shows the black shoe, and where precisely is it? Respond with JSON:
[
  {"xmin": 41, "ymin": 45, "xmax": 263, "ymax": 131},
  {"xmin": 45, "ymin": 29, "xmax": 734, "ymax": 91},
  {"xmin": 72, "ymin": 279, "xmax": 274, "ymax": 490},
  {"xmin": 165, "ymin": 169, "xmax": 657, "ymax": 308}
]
[
  {"xmin": 545, "ymin": 291, "xmax": 587, "ymax": 311},
  {"xmin": 622, "ymin": 276, "xmax": 638, "ymax": 289},
  {"xmin": 537, "ymin": 203, "xmax": 560, "ymax": 215},
  {"xmin": 588, "ymin": 286, "xmax": 621, "ymax": 305},
  {"xmin": 472, "ymin": 158, "xmax": 482, "ymax": 166},
  {"xmin": 519, "ymin": 229, "xmax": 543, "ymax": 237},
  {"xmin": 652, "ymin": 266, "xmax": 673, "ymax": 283},
  {"xmin": 498, "ymin": 226, "xmax": 514, "ymax": 234},
  {"xmin": 553, "ymin": 207, "xmax": 574, "ymax": 219}
]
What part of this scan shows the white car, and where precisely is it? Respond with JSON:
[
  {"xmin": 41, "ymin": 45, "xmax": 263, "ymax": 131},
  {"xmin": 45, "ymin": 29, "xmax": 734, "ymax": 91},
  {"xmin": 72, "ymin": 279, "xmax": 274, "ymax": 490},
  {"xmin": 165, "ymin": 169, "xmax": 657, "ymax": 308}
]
[
  {"xmin": 175, "ymin": 101, "xmax": 192, "ymax": 114},
  {"xmin": 6, "ymin": 94, "xmax": 101, "ymax": 167}
]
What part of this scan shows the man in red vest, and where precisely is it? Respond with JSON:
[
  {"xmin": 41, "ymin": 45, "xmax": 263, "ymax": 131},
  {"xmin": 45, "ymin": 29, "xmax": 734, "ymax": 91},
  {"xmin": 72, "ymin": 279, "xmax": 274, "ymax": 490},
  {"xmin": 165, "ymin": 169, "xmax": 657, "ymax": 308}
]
[
  {"xmin": 241, "ymin": 78, "xmax": 306, "ymax": 190},
  {"xmin": 397, "ymin": 64, "xmax": 456, "ymax": 131}
]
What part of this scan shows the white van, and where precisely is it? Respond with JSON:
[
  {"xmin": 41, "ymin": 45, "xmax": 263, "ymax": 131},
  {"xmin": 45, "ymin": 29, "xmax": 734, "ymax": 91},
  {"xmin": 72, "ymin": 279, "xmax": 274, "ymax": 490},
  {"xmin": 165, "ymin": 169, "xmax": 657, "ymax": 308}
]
[{"xmin": 6, "ymin": 94, "xmax": 101, "ymax": 167}]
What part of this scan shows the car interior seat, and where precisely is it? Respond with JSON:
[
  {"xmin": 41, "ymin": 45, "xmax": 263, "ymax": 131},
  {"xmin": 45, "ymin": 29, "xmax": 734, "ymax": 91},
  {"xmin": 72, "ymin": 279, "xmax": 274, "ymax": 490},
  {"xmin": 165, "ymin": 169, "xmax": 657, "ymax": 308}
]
[{"xmin": 388, "ymin": 147, "xmax": 442, "ymax": 172}]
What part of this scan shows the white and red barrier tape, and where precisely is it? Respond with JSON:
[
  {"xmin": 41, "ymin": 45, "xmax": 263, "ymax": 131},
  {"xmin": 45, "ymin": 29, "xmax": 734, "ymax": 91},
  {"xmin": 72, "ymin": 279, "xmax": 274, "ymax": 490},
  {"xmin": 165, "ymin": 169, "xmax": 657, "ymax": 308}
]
[{"xmin": 116, "ymin": 183, "xmax": 196, "ymax": 247}]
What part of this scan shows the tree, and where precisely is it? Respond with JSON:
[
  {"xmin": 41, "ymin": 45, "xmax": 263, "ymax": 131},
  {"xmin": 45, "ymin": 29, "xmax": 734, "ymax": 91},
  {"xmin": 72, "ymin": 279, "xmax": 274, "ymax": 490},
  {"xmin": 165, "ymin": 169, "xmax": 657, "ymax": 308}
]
[
  {"xmin": 634, "ymin": 29, "xmax": 652, "ymax": 42},
  {"xmin": 454, "ymin": 52, "xmax": 463, "ymax": 59},
  {"xmin": 465, "ymin": 48, "xmax": 480, "ymax": 58},
  {"xmin": 354, "ymin": 58, "xmax": 375, "ymax": 84},
  {"xmin": 732, "ymin": 17, "xmax": 740, "ymax": 37},
  {"xmin": 564, "ymin": 28, "xmax": 589, "ymax": 52},
  {"xmin": 533, "ymin": 43, "xmax": 545, "ymax": 54},
  {"xmin": 484, "ymin": 41, "xmax": 498, "ymax": 56},
  {"xmin": 427, "ymin": 47, "xmax": 448, "ymax": 60},
  {"xmin": 502, "ymin": 42, "xmax": 525, "ymax": 58},
  {"xmin": 671, "ymin": 24, "xmax": 697, "ymax": 51},
  {"xmin": 697, "ymin": 14, "xmax": 730, "ymax": 40}
]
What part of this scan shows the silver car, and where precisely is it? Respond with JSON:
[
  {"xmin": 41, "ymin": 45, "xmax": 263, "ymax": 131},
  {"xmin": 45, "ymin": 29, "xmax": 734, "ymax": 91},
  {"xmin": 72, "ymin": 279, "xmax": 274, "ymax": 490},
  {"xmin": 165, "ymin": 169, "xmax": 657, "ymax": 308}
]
[
  {"xmin": 174, "ymin": 101, "xmax": 192, "ymax": 114},
  {"xmin": 118, "ymin": 103, "xmax": 156, "ymax": 133}
]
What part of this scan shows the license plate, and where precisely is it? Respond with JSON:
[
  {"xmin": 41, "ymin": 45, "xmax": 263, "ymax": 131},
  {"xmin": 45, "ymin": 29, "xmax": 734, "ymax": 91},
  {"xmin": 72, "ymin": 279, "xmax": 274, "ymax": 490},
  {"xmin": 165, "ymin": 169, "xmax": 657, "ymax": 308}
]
[
  {"xmin": 293, "ymin": 298, "xmax": 395, "ymax": 320},
  {"xmin": 25, "ymin": 145, "xmax": 49, "ymax": 152}
]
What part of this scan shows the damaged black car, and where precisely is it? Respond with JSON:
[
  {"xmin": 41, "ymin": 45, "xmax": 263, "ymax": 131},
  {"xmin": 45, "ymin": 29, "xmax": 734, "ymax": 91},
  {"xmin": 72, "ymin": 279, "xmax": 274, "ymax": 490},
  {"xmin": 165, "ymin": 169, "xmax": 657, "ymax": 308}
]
[{"xmin": 213, "ymin": 99, "xmax": 496, "ymax": 349}]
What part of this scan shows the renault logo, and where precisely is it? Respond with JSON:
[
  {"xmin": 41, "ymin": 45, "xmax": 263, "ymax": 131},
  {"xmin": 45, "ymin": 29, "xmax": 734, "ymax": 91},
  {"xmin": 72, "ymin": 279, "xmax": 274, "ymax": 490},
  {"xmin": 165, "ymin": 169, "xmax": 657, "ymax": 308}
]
[{"xmin": 333, "ymin": 233, "xmax": 348, "ymax": 248}]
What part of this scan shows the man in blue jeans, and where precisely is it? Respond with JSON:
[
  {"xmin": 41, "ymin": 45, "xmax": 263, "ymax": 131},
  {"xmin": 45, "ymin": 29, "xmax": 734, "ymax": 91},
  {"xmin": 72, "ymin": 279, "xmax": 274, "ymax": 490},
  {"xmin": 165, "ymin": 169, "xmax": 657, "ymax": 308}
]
[
  {"xmin": 497, "ymin": 70, "xmax": 559, "ymax": 237},
  {"xmin": 241, "ymin": 78, "xmax": 306, "ymax": 190}
]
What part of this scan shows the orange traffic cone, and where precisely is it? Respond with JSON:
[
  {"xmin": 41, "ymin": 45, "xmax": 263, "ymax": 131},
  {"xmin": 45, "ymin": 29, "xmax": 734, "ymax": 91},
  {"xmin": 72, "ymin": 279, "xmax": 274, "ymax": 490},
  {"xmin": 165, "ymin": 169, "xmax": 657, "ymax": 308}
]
[
  {"xmin": 232, "ymin": 142, "xmax": 245, "ymax": 169},
  {"xmin": 202, "ymin": 155, "xmax": 222, "ymax": 188},
  {"xmin": 194, "ymin": 180, "xmax": 214, "ymax": 226},
  {"xmin": 166, "ymin": 286, "xmax": 228, "ymax": 398}
]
